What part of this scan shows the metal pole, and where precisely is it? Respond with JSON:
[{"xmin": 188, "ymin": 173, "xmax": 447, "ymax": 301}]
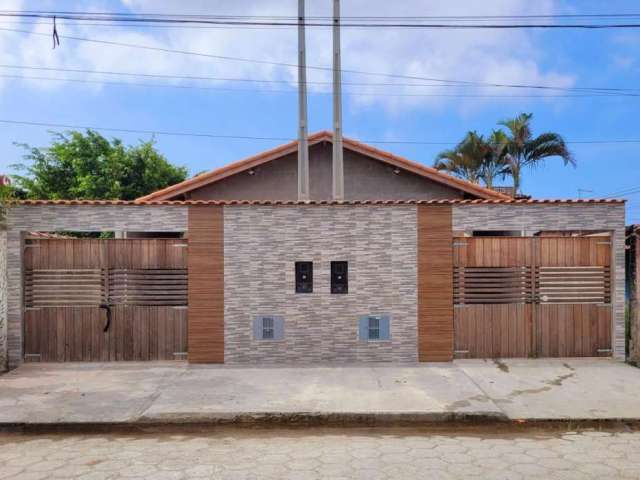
[
  {"xmin": 297, "ymin": 0, "xmax": 310, "ymax": 201},
  {"xmin": 332, "ymin": 0, "xmax": 344, "ymax": 200}
]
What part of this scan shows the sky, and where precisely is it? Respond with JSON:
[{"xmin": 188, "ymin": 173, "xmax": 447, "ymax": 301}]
[{"xmin": 0, "ymin": 0, "xmax": 639, "ymax": 221}]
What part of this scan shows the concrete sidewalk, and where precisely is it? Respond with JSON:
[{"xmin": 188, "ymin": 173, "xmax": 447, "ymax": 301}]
[{"xmin": 0, "ymin": 359, "xmax": 639, "ymax": 426}]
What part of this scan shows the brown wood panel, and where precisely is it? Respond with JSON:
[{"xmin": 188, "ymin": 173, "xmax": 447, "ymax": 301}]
[
  {"xmin": 539, "ymin": 237, "xmax": 610, "ymax": 267},
  {"xmin": 454, "ymin": 305, "xmax": 532, "ymax": 358},
  {"xmin": 24, "ymin": 238, "xmax": 189, "ymax": 362},
  {"xmin": 537, "ymin": 304, "xmax": 610, "ymax": 357},
  {"xmin": 455, "ymin": 237, "xmax": 532, "ymax": 267},
  {"xmin": 418, "ymin": 205, "xmax": 453, "ymax": 361},
  {"xmin": 24, "ymin": 306, "xmax": 187, "ymax": 362},
  {"xmin": 452, "ymin": 235, "xmax": 611, "ymax": 359},
  {"xmin": 188, "ymin": 205, "xmax": 224, "ymax": 363}
]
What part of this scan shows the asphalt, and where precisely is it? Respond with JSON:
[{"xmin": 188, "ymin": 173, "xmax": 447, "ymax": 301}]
[{"xmin": 0, "ymin": 359, "xmax": 639, "ymax": 427}]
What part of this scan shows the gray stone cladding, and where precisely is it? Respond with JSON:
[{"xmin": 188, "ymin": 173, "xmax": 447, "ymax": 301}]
[
  {"xmin": 0, "ymin": 230, "xmax": 6, "ymax": 371},
  {"xmin": 223, "ymin": 205, "xmax": 418, "ymax": 364},
  {"xmin": 4, "ymin": 205, "xmax": 187, "ymax": 369},
  {"xmin": 452, "ymin": 203, "xmax": 626, "ymax": 359}
]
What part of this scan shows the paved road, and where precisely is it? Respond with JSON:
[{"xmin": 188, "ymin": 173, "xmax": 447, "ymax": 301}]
[{"xmin": 1, "ymin": 428, "xmax": 639, "ymax": 479}]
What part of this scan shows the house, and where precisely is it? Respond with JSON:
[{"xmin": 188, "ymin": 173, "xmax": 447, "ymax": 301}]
[
  {"xmin": 0, "ymin": 134, "xmax": 626, "ymax": 371},
  {"xmin": 136, "ymin": 131, "xmax": 509, "ymax": 202}
]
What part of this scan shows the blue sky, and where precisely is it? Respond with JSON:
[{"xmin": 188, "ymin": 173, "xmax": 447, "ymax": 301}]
[{"xmin": 0, "ymin": 0, "xmax": 639, "ymax": 221}]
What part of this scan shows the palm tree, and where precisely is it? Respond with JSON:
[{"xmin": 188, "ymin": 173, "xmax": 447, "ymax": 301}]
[
  {"xmin": 499, "ymin": 113, "xmax": 574, "ymax": 194},
  {"xmin": 434, "ymin": 131, "xmax": 489, "ymax": 185},
  {"xmin": 434, "ymin": 131, "xmax": 509, "ymax": 189},
  {"xmin": 481, "ymin": 129, "xmax": 510, "ymax": 189}
]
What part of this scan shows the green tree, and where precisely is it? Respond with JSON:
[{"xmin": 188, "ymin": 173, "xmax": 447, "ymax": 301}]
[
  {"xmin": 11, "ymin": 130, "xmax": 187, "ymax": 200},
  {"xmin": 434, "ymin": 131, "xmax": 488, "ymax": 185},
  {"xmin": 0, "ymin": 183, "xmax": 15, "ymax": 228},
  {"xmin": 499, "ymin": 113, "xmax": 574, "ymax": 194},
  {"xmin": 434, "ymin": 130, "xmax": 509, "ymax": 188}
]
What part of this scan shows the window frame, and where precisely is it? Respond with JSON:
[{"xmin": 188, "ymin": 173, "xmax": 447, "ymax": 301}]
[
  {"xmin": 330, "ymin": 261, "xmax": 348, "ymax": 294},
  {"xmin": 295, "ymin": 261, "xmax": 313, "ymax": 294}
]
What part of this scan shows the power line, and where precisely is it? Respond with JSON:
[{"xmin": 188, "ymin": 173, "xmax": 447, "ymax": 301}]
[
  {"xmin": 0, "ymin": 119, "xmax": 292, "ymax": 141},
  {"xmin": 3, "ymin": 73, "xmax": 637, "ymax": 98},
  {"xmin": 4, "ymin": 64, "xmax": 640, "ymax": 95},
  {"xmin": 2, "ymin": 118, "xmax": 640, "ymax": 146},
  {"xmin": 0, "ymin": 27, "xmax": 635, "ymax": 96},
  {"xmin": 6, "ymin": 10, "xmax": 640, "ymax": 20},
  {"xmin": 3, "ymin": 64, "xmax": 640, "ymax": 95},
  {"xmin": 3, "ymin": 11, "xmax": 640, "ymax": 29}
]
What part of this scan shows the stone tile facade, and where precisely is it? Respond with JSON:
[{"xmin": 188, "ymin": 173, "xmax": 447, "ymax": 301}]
[
  {"xmin": 3, "ymin": 205, "xmax": 187, "ymax": 369},
  {"xmin": 223, "ymin": 206, "xmax": 418, "ymax": 364},
  {"xmin": 452, "ymin": 203, "xmax": 626, "ymax": 359},
  {"xmin": 1, "ymin": 202, "xmax": 626, "ymax": 368},
  {"xmin": 0, "ymin": 230, "xmax": 6, "ymax": 371}
]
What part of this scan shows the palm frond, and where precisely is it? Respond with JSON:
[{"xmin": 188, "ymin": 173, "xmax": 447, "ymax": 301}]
[{"xmin": 524, "ymin": 132, "xmax": 574, "ymax": 168}]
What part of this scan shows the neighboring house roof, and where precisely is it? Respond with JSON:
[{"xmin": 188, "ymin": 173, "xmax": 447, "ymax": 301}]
[
  {"xmin": 17, "ymin": 199, "xmax": 625, "ymax": 206},
  {"xmin": 136, "ymin": 131, "xmax": 511, "ymax": 202}
]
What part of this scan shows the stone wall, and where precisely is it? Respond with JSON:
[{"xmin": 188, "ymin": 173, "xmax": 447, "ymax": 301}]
[
  {"xmin": 3, "ymin": 202, "xmax": 626, "ymax": 367},
  {"xmin": 452, "ymin": 203, "xmax": 626, "ymax": 359},
  {"xmin": 0, "ymin": 229, "xmax": 6, "ymax": 372},
  {"xmin": 223, "ymin": 205, "xmax": 418, "ymax": 364},
  {"xmin": 4, "ymin": 205, "xmax": 188, "ymax": 369}
]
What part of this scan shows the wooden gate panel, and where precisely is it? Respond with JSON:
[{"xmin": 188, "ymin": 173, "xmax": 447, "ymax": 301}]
[
  {"xmin": 537, "ymin": 304, "xmax": 611, "ymax": 357},
  {"xmin": 454, "ymin": 237, "xmax": 533, "ymax": 267},
  {"xmin": 24, "ymin": 239, "xmax": 188, "ymax": 362},
  {"xmin": 24, "ymin": 307, "xmax": 106, "ymax": 362},
  {"xmin": 454, "ymin": 304, "xmax": 532, "ymax": 358},
  {"xmin": 453, "ymin": 235, "xmax": 612, "ymax": 359}
]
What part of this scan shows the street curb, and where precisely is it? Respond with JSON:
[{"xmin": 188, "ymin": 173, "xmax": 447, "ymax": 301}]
[{"xmin": 2, "ymin": 414, "xmax": 640, "ymax": 434}]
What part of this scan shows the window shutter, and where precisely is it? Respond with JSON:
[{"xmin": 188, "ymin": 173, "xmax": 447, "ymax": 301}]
[
  {"xmin": 380, "ymin": 315, "xmax": 391, "ymax": 340},
  {"xmin": 358, "ymin": 316, "xmax": 369, "ymax": 341},
  {"xmin": 253, "ymin": 317, "xmax": 264, "ymax": 340},
  {"xmin": 274, "ymin": 316, "xmax": 285, "ymax": 340}
]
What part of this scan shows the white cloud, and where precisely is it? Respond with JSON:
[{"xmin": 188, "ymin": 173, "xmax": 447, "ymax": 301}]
[{"xmin": 0, "ymin": 0, "xmax": 576, "ymax": 112}]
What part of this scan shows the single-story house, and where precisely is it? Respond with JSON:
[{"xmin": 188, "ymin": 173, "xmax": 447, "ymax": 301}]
[{"xmin": 0, "ymin": 133, "xmax": 625, "ymax": 370}]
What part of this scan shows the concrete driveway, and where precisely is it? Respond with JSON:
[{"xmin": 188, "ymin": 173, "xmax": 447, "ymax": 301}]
[{"xmin": 0, "ymin": 359, "xmax": 639, "ymax": 425}]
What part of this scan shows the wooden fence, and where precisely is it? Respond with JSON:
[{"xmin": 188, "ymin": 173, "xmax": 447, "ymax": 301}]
[
  {"xmin": 453, "ymin": 236, "xmax": 612, "ymax": 358},
  {"xmin": 23, "ymin": 239, "xmax": 188, "ymax": 362}
]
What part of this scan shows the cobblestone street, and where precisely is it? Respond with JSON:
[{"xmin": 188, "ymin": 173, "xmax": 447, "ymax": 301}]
[{"xmin": 1, "ymin": 427, "xmax": 639, "ymax": 479}]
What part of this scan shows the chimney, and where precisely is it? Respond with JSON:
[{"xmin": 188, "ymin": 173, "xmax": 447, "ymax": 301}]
[
  {"xmin": 297, "ymin": 0, "xmax": 310, "ymax": 201},
  {"xmin": 332, "ymin": 0, "xmax": 344, "ymax": 200}
]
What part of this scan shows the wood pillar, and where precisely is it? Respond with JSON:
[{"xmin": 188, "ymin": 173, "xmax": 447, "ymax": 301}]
[
  {"xmin": 417, "ymin": 205, "xmax": 453, "ymax": 361},
  {"xmin": 187, "ymin": 205, "xmax": 224, "ymax": 363}
]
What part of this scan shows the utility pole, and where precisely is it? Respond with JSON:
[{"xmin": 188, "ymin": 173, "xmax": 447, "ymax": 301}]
[
  {"xmin": 332, "ymin": 0, "xmax": 344, "ymax": 200},
  {"xmin": 297, "ymin": 0, "xmax": 310, "ymax": 201}
]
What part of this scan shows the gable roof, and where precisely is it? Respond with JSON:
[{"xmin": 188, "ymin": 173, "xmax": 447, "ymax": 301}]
[{"xmin": 136, "ymin": 130, "xmax": 510, "ymax": 202}]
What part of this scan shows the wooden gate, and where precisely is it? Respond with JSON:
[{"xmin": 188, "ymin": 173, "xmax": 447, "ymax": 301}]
[
  {"xmin": 453, "ymin": 236, "xmax": 611, "ymax": 358},
  {"xmin": 23, "ymin": 239, "xmax": 188, "ymax": 362}
]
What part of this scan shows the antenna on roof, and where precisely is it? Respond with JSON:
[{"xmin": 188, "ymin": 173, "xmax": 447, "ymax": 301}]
[
  {"xmin": 297, "ymin": 0, "xmax": 310, "ymax": 201},
  {"xmin": 332, "ymin": 0, "xmax": 344, "ymax": 200}
]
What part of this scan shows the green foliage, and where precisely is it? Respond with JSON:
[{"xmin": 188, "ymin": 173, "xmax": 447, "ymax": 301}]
[
  {"xmin": 434, "ymin": 113, "xmax": 574, "ymax": 194},
  {"xmin": 434, "ymin": 130, "xmax": 509, "ymax": 189},
  {"xmin": 11, "ymin": 130, "xmax": 187, "ymax": 200},
  {"xmin": 498, "ymin": 113, "xmax": 574, "ymax": 193},
  {"xmin": 0, "ymin": 183, "xmax": 15, "ymax": 228}
]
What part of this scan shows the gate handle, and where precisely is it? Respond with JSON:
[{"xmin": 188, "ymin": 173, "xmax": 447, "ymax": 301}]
[{"xmin": 99, "ymin": 303, "xmax": 112, "ymax": 332}]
